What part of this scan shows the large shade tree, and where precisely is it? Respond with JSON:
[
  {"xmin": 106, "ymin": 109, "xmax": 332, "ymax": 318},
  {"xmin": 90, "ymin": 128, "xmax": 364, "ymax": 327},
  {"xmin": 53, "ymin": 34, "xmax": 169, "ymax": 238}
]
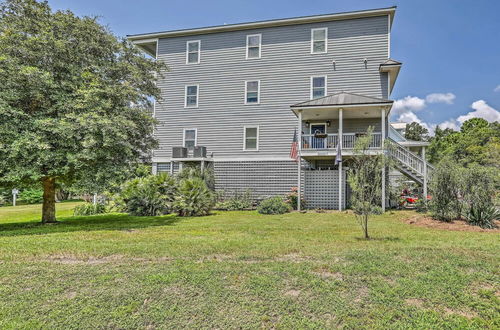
[{"xmin": 0, "ymin": 0, "xmax": 165, "ymax": 223}]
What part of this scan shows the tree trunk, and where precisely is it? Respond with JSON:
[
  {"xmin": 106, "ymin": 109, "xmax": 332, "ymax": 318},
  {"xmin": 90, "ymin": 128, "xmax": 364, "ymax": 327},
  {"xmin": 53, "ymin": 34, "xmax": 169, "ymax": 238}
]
[
  {"xmin": 42, "ymin": 177, "xmax": 57, "ymax": 223},
  {"xmin": 364, "ymin": 214, "xmax": 369, "ymax": 239}
]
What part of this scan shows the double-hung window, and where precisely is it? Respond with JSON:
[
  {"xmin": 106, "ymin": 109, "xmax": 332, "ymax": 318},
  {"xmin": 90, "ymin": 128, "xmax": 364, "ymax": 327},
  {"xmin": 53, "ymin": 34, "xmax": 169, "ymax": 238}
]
[
  {"xmin": 185, "ymin": 85, "xmax": 199, "ymax": 108},
  {"xmin": 183, "ymin": 128, "xmax": 197, "ymax": 149},
  {"xmin": 311, "ymin": 28, "xmax": 327, "ymax": 54},
  {"xmin": 245, "ymin": 81, "xmax": 260, "ymax": 104},
  {"xmin": 311, "ymin": 76, "xmax": 327, "ymax": 99},
  {"xmin": 186, "ymin": 40, "xmax": 200, "ymax": 64},
  {"xmin": 246, "ymin": 34, "xmax": 261, "ymax": 59},
  {"xmin": 243, "ymin": 126, "xmax": 259, "ymax": 151}
]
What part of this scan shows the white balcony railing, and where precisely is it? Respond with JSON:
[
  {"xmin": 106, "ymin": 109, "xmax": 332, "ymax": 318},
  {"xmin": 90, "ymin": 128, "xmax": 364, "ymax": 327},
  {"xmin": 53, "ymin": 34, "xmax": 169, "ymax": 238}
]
[{"xmin": 301, "ymin": 132, "xmax": 382, "ymax": 150}]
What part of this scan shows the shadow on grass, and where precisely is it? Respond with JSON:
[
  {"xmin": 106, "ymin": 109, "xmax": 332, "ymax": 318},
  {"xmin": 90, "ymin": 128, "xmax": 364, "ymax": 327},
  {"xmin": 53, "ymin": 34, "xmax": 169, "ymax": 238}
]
[
  {"xmin": 0, "ymin": 213, "xmax": 182, "ymax": 237},
  {"xmin": 354, "ymin": 236, "xmax": 401, "ymax": 242}
]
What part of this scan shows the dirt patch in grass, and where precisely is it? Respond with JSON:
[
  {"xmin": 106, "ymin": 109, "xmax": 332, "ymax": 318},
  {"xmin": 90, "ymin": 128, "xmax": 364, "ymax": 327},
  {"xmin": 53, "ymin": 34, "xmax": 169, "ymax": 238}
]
[
  {"xmin": 403, "ymin": 214, "xmax": 500, "ymax": 232},
  {"xmin": 405, "ymin": 298, "xmax": 425, "ymax": 307},
  {"xmin": 43, "ymin": 254, "xmax": 173, "ymax": 265},
  {"xmin": 284, "ymin": 289, "xmax": 301, "ymax": 297},
  {"xmin": 312, "ymin": 268, "xmax": 343, "ymax": 280}
]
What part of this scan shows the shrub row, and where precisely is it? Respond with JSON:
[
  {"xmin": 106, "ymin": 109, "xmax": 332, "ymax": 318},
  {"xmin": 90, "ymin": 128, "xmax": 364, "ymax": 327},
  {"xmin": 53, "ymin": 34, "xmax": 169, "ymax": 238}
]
[
  {"xmin": 116, "ymin": 170, "xmax": 215, "ymax": 217},
  {"xmin": 429, "ymin": 159, "xmax": 499, "ymax": 228}
]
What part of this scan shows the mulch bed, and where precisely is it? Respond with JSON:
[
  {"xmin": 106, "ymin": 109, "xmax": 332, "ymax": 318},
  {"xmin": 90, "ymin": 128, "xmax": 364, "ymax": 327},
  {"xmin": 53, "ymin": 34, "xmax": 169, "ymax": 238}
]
[{"xmin": 404, "ymin": 214, "xmax": 500, "ymax": 232}]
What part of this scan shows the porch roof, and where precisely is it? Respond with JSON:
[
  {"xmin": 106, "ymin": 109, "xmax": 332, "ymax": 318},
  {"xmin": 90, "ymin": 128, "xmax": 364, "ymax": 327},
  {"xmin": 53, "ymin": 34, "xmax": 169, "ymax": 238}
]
[{"xmin": 291, "ymin": 91, "xmax": 393, "ymax": 109}]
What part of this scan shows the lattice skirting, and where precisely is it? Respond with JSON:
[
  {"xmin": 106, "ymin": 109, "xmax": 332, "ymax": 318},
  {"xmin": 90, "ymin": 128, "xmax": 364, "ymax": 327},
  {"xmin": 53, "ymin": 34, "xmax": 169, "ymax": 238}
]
[{"xmin": 213, "ymin": 160, "xmax": 298, "ymax": 199}]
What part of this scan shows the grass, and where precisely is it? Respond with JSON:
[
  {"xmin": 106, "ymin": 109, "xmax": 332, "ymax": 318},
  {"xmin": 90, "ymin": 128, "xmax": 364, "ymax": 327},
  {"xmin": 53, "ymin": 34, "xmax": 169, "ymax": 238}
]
[{"xmin": 0, "ymin": 203, "xmax": 498, "ymax": 329}]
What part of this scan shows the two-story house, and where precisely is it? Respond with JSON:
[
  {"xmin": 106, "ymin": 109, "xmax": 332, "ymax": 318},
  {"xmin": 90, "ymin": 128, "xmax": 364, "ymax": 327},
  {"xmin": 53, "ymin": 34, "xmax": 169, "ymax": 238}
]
[{"xmin": 128, "ymin": 6, "xmax": 432, "ymax": 210}]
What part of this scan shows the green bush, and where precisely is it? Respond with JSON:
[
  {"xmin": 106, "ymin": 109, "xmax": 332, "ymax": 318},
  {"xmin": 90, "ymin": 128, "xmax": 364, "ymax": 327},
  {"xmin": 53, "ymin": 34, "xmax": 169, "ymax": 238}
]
[
  {"xmin": 227, "ymin": 190, "xmax": 253, "ymax": 210},
  {"xmin": 19, "ymin": 189, "xmax": 43, "ymax": 204},
  {"xmin": 177, "ymin": 166, "xmax": 215, "ymax": 190},
  {"xmin": 173, "ymin": 178, "xmax": 215, "ymax": 216},
  {"xmin": 429, "ymin": 158, "xmax": 462, "ymax": 221},
  {"xmin": 461, "ymin": 165, "xmax": 499, "ymax": 228},
  {"xmin": 74, "ymin": 203, "xmax": 107, "ymax": 216},
  {"xmin": 120, "ymin": 173, "xmax": 177, "ymax": 216},
  {"xmin": 257, "ymin": 196, "xmax": 291, "ymax": 215}
]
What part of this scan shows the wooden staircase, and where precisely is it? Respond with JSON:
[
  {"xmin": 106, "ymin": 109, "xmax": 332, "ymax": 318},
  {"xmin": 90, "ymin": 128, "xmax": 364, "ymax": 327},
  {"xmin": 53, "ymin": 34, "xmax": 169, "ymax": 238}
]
[{"xmin": 386, "ymin": 138, "xmax": 434, "ymax": 185}]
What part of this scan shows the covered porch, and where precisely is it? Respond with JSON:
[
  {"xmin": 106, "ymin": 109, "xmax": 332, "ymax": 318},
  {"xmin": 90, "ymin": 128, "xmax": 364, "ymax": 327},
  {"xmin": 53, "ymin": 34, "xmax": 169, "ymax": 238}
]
[{"xmin": 290, "ymin": 91, "xmax": 394, "ymax": 211}]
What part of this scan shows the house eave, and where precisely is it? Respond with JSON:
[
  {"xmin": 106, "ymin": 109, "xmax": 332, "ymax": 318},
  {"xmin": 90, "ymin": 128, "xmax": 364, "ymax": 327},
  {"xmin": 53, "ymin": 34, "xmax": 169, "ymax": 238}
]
[{"xmin": 127, "ymin": 6, "xmax": 396, "ymax": 41}]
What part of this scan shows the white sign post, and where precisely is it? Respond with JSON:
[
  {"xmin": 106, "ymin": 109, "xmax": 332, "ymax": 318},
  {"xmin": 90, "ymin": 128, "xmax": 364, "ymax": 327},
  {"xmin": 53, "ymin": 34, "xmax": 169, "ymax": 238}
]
[{"xmin": 12, "ymin": 189, "xmax": 19, "ymax": 207}]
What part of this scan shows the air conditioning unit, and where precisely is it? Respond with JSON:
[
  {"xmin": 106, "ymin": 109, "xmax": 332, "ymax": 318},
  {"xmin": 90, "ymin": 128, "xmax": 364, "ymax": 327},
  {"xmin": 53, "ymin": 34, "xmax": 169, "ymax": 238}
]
[
  {"xmin": 172, "ymin": 147, "xmax": 187, "ymax": 158},
  {"xmin": 193, "ymin": 146, "xmax": 207, "ymax": 158}
]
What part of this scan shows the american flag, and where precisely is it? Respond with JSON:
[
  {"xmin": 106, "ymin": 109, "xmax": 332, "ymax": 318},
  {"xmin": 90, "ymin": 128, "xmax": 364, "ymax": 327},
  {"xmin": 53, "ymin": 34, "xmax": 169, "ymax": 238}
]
[
  {"xmin": 290, "ymin": 128, "xmax": 299, "ymax": 162},
  {"xmin": 334, "ymin": 140, "xmax": 342, "ymax": 166}
]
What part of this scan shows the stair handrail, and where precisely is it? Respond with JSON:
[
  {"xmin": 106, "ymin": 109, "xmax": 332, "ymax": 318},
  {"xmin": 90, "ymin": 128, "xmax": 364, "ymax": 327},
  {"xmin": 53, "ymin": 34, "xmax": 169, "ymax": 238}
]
[{"xmin": 386, "ymin": 138, "xmax": 433, "ymax": 175}]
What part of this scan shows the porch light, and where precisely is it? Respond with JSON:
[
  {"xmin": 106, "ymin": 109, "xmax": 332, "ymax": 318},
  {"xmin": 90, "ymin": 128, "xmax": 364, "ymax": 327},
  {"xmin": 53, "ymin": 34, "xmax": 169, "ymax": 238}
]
[
  {"xmin": 305, "ymin": 121, "xmax": 310, "ymax": 128},
  {"xmin": 326, "ymin": 120, "xmax": 331, "ymax": 127}
]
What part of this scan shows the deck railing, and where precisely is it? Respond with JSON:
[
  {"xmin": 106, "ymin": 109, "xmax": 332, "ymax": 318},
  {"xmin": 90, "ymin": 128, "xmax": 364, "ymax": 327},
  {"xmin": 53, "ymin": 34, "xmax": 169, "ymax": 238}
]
[{"xmin": 301, "ymin": 132, "xmax": 382, "ymax": 150}]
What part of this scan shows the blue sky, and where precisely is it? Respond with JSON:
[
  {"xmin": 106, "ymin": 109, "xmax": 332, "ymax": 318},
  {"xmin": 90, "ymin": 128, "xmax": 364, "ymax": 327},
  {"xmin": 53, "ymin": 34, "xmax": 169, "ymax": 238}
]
[{"xmin": 48, "ymin": 0, "xmax": 500, "ymax": 132}]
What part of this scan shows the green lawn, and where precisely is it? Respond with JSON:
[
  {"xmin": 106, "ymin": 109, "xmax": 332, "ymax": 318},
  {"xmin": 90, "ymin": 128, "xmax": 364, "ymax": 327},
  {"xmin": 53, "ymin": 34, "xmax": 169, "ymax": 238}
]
[{"xmin": 0, "ymin": 204, "xmax": 498, "ymax": 329}]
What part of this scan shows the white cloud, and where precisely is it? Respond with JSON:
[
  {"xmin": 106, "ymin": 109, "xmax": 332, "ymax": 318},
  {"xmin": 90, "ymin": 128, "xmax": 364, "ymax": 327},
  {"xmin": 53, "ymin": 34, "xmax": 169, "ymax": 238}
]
[
  {"xmin": 426, "ymin": 93, "xmax": 456, "ymax": 104},
  {"xmin": 457, "ymin": 100, "xmax": 500, "ymax": 124},
  {"xmin": 494, "ymin": 85, "xmax": 500, "ymax": 92},
  {"xmin": 436, "ymin": 119, "xmax": 460, "ymax": 131},
  {"xmin": 392, "ymin": 96, "xmax": 426, "ymax": 116},
  {"xmin": 397, "ymin": 111, "xmax": 431, "ymax": 132}
]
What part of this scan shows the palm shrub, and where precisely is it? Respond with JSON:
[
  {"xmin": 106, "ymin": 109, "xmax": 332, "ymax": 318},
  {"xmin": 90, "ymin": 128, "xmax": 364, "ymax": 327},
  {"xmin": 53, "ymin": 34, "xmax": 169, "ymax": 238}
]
[
  {"xmin": 177, "ymin": 166, "xmax": 215, "ymax": 190},
  {"xmin": 173, "ymin": 178, "xmax": 215, "ymax": 216},
  {"xmin": 462, "ymin": 165, "xmax": 499, "ymax": 228},
  {"xmin": 429, "ymin": 157, "xmax": 463, "ymax": 221},
  {"xmin": 257, "ymin": 196, "xmax": 291, "ymax": 215},
  {"xmin": 119, "ymin": 173, "xmax": 177, "ymax": 216},
  {"xmin": 74, "ymin": 203, "xmax": 107, "ymax": 216}
]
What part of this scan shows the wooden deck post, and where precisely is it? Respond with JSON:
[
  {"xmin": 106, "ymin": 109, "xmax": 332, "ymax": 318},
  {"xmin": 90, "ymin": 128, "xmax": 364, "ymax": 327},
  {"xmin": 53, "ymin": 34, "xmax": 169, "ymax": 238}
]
[
  {"xmin": 338, "ymin": 108, "xmax": 343, "ymax": 211},
  {"xmin": 381, "ymin": 108, "xmax": 386, "ymax": 212},
  {"xmin": 422, "ymin": 146, "xmax": 427, "ymax": 201},
  {"xmin": 297, "ymin": 110, "xmax": 302, "ymax": 211}
]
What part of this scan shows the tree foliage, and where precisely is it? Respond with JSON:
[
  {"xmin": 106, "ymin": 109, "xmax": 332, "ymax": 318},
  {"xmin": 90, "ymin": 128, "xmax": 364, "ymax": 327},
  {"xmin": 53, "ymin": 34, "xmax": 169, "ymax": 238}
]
[
  {"xmin": 347, "ymin": 127, "xmax": 386, "ymax": 239},
  {"xmin": 404, "ymin": 122, "xmax": 429, "ymax": 141},
  {"xmin": 427, "ymin": 118, "xmax": 500, "ymax": 166},
  {"xmin": 0, "ymin": 0, "xmax": 165, "ymax": 222},
  {"xmin": 428, "ymin": 157, "xmax": 463, "ymax": 221}
]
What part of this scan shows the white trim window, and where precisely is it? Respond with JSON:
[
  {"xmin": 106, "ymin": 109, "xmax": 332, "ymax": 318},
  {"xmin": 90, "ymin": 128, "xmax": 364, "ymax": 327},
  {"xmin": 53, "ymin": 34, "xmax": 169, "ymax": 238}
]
[
  {"xmin": 186, "ymin": 40, "xmax": 200, "ymax": 64},
  {"xmin": 311, "ymin": 28, "xmax": 327, "ymax": 54},
  {"xmin": 183, "ymin": 128, "xmax": 197, "ymax": 149},
  {"xmin": 310, "ymin": 76, "xmax": 327, "ymax": 99},
  {"xmin": 246, "ymin": 34, "xmax": 261, "ymax": 59},
  {"xmin": 245, "ymin": 80, "xmax": 260, "ymax": 104},
  {"xmin": 243, "ymin": 126, "xmax": 259, "ymax": 151},
  {"xmin": 185, "ymin": 85, "xmax": 199, "ymax": 108}
]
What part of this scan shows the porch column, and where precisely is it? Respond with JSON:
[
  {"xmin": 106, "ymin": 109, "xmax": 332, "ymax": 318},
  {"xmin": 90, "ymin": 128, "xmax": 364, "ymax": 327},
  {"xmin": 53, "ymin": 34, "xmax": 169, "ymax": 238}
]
[
  {"xmin": 152, "ymin": 162, "xmax": 158, "ymax": 175},
  {"xmin": 381, "ymin": 108, "xmax": 386, "ymax": 212},
  {"xmin": 170, "ymin": 161, "xmax": 174, "ymax": 175},
  {"xmin": 297, "ymin": 110, "xmax": 303, "ymax": 211},
  {"xmin": 338, "ymin": 108, "xmax": 343, "ymax": 211},
  {"xmin": 422, "ymin": 146, "xmax": 427, "ymax": 201}
]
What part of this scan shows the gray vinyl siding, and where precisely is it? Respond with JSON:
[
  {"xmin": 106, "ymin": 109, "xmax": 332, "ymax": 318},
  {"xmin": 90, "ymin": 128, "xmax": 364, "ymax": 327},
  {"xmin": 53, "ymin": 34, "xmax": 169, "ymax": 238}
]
[{"xmin": 154, "ymin": 15, "xmax": 389, "ymax": 159}]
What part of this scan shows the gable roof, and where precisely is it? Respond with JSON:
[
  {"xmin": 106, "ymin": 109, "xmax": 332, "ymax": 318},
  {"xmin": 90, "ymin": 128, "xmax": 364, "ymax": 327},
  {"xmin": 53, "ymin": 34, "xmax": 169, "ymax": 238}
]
[
  {"xmin": 380, "ymin": 58, "xmax": 402, "ymax": 66},
  {"xmin": 291, "ymin": 91, "xmax": 393, "ymax": 108}
]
